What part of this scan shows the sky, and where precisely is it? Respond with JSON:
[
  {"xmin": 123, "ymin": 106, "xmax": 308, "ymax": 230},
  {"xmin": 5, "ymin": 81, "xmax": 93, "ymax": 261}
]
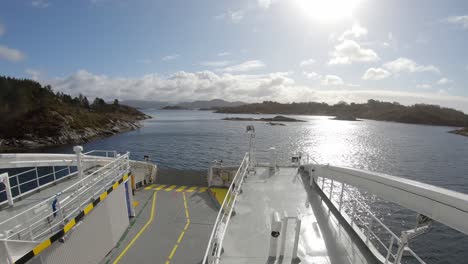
[{"xmin": 1, "ymin": 0, "xmax": 468, "ymax": 111}]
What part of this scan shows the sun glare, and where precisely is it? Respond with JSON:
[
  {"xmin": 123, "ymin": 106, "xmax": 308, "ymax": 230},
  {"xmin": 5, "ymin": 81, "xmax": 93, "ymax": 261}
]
[{"xmin": 296, "ymin": 0, "xmax": 362, "ymax": 22}]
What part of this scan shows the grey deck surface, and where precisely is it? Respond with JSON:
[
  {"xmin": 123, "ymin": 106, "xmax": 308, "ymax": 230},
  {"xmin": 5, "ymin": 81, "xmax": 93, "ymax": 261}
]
[
  {"xmin": 102, "ymin": 189, "xmax": 218, "ymax": 264},
  {"xmin": 219, "ymin": 167, "xmax": 377, "ymax": 264}
]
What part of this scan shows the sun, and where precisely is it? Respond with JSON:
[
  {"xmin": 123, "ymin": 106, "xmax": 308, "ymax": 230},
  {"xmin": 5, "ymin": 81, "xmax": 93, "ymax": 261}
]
[{"xmin": 295, "ymin": 0, "xmax": 362, "ymax": 23}]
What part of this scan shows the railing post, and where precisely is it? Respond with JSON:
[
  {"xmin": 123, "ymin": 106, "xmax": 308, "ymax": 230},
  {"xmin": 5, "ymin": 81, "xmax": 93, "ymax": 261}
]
[
  {"xmin": 1, "ymin": 173, "xmax": 13, "ymax": 206},
  {"xmin": 1, "ymin": 237, "xmax": 14, "ymax": 264},
  {"xmin": 291, "ymin": 218, "xmax": 302, "ymax": 263},
  {"xmin": 351, "ymin": 201, "xmax": 357, "ymax": 225},
  {"xmin": 35, "ymin": 167, "xmax": 40, "ymax": 188},
  {"xmin": 338, "ymin": 182, "xmax": 345, "ymax": 212},
  {"xmin": 279, "ymin": 216, "xmax": 288, "ymax": 259},
  {"xmin": 74, "ymin": 146, "xmax": 84, "ymax": 187},
  {"xmin": 366, "ymin": 217, "xmax": 374, "ymax": 244},
  {"xmin": 268, "ymin": 212, "xmax": 282, "ymax": 262},
  {"xmin": 329, "ymin": 179, "xmax": 334, "ymax": 200},
  {"xmin": 52, "ymin": 166, "xmax": 57, "ymax": 182},
  {"xmin": 16, "ymin": 174, "xmax": 21, "ymax": 196},
  {"xmin": 385, "ymin": 236, "xmax": 395, "ymax": 263}
]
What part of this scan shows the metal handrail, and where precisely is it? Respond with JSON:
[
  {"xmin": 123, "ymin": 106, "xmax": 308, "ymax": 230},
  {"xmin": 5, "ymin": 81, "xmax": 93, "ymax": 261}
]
[
  {"xmin": 202, "ymin": 152, "xmax": 250, "ymax": 264},
  {"xmin": 0, "ymin": 153, "xmax": 130, "ymax": 241},
  {"xmin": 84, "ymin": 150, "xmax": 118, "ymax": 158},
  {"xmin": 317, "ymin": 176, "xmax": 425, "ymax": 264}
]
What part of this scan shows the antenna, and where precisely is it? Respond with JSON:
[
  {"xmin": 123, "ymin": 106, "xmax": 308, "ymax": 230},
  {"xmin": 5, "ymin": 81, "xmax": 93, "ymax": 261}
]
[{"xmin": 246, "ymin": 125, "xmax": 256, "ymax": 172}]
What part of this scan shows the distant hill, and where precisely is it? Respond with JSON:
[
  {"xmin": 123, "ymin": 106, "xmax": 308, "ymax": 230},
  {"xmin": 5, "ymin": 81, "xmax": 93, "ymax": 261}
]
[
  {"xmin": 0, "ymin": 76, "xmax": 149, "ymax": 150},
  {"xmin": 216, "ymin": 100, "xmax": 468, "ymax": 127},
  {"xmin": 120, "ymin": 100, "xmax": 170, "ymax": 109},
  {"xmin": 175, "ymin": 99, "xmax": 246, "ymax": 110}
]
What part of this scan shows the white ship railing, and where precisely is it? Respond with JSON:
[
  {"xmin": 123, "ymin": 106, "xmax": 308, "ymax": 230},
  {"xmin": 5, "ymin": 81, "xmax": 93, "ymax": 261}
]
[
  {"xmin": 202, "ymin": 152, "xmax": 250, "ymax": 264},
  {"xmin": 317, "ymin": 176, "xmax": 425, "ymax": 263},
  {"xmin": 0, "ymin": 152, "xmax": 130, "ymax": 242},
  {"xmin": 306, "ymin": 164, "xmax": 468, "ymax": 264}
]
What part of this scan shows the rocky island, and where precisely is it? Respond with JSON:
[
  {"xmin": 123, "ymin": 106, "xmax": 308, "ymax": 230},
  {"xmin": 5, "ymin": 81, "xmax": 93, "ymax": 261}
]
[
  {"xmin": 223, "ymin": 115, "xmax": 305, "ymax": 122},
  {"xmin": 0, "ymin": 76, "xmax": 150, "ymax": 151}
]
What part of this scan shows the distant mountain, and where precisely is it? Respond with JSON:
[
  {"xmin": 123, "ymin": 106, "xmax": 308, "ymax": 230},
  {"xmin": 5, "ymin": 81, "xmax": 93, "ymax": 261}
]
[
  {"xmin": 176, "ymin": 99, "xmax": 246, "ymax": 109},
  {"xmin": 120, "ymin": 100, "xmax": 170, "ymax": 109}
]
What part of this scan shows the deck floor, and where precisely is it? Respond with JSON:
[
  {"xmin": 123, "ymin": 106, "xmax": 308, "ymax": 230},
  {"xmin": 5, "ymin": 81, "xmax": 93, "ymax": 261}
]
[
  {"xmin": 219, "ymin": 166, "xmax": 377, "ymax": 264},
  {"xmin": 102, "ymin": 188, "xmax": 218, "ymax": 264}
]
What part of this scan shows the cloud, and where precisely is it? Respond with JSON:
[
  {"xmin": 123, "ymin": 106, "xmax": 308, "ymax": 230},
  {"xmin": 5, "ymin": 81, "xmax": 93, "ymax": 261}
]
[
  {"xmin": 416, "ymin": 84, "xmax": 432, "ymax": 89},
  {"xmin": 303, "ymin": 71, "xmax": 321, "ymax": 80},
  {"xmin": 200, "ymin": 60, "xmax": 231, "ymax": 67},
  {"xmin": 215, "ymin": 10, "xmax": 244, "ymax": 23},
  {"xmin": 300, "ymin": 58, "xmax": 315, "ymax": 67},
  {"xmin": 447, "ymin": 16, "xmax": 468, "ymax": 29},
  {"xmin": 339, "ymin": 23, "xmax": 368, "ymax": 40},
  {"xmin": 48, "ymin": 70, "xmax": 294, "ymax": 102},
  {"xmin": 220, "ymin": 60, "xmax": 265, "ymax": 72},
  {"xmin": 0, "ymin": 23, "xmax": 5, "ymax": 37},
  {"xmin": 329, "ymin": 40, "xmax": 379, "ymax": 65},
  {"xmin": 31, "ymin": 0, "xmax": 50, "ymax": 8},
  {"xmin": 161, "ymin": 54, "xmax": 180, "ymax": 61},
  {"xmin": 217, "ymin": 52, "xmax": 231, "ymax": 57},
  {"xmin": 362, "ymin": 68, "xmax": 391, "ymax": 80},
  {"xmin": 437, "ymin": 78, "xmax": 453, "ymax": 85},
  {"xmin": 321, "ymin": 75, "xmax": 344, "ymax": 86},
  {"xmin": 383, "ymin": 57, "xmax": 440, "ymax": 74},
  {"xmin": 25, "ymin": 68, "xmax": 42, "ymax": 81},
  {"xmin": 0, "ymin": 44, "xmax": 25, "ymax": 62},
  {"xmin": 258, "ymin": 0, "xmax": 272, "ymax": 9}
]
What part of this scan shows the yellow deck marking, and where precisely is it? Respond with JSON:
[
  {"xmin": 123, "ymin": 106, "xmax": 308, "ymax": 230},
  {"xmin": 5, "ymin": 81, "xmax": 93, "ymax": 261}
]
[
  {"xmin": 186, "ymin": 186, "xmax": 197, "ymax": 193},
  {"xmin": 165, "ymin": 185, "xmax": 177, "ymax": 191},
  {"xmin": 144, "ymin": 184, "xmax": 156, "ymax": 190},
  {"xmin": 113, "ymin": 192, "xmax": 157, "ymax": 264},
  {"xmin": 210, "ymin": 188, "xmax": 229, "ymax": 207},
  {"xmin": 100, "ymin": 191, "xmax": 108, "ymax": 201},
  {"xmin": 165, "ymin": 192, "xmax": 190, "ymax": 263},
  {"xmin": 33, "ymin": 239, "xmax": 51, "ymax": 255},
  {"xmin": 175, "ymin": 186, "xmax": 187, "ymax": 192},
  {"xmin": 198, "ymin": 187, "xmax": 208, "ymax": 193},
  {"xmin": 155, "ymin": 184, "xmax": 167, "ymax": 191},
  {"xmin": 84, "ymin": 203, "xmax": 94, "ymax": 215},
  {"xmin": 63, "ymin": 219, "xmax": 76, "ymax": 234},
  {"xmin": 133, "ymin": 200, "xmax": 139, "ymax": 208}
]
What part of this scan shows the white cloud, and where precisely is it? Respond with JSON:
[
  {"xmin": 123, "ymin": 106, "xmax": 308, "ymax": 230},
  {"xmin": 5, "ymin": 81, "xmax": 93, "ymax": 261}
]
[
  {"xmin": 362, "ymin": 68, "xmax": 391, "ymax": 80},
  {"xmin": 329, "ymin": 40, "xmax": 379, "ymax": 65},
  {"xmin": 437, "ymin": 78, "xmax": 453, "ymax": 85},
  {"xmin": 0, "ymin": 45, "xmax": 25, "ymax": 62},
  {"xmin": 31, "ymin": 0, "xmax": 50, "ymax": 8},
  {"xmin": 321, "ymin": 75, "xmax": 344, "ymax": 86},
  {"xmin": 258, "ymin": 0, "xmax": 272, "ymax": 9},
  {"xmin": 220, "ymin": 60, "xmax": 265, "ymax": 72},
  {"xmin": 303, "ymin": 71, "xmax": 321, "ymax": 80},
  {"xmin": 416, "ymin": 84, "xmax": 432, "ymax": 89},
  {"xmin": 339, "ymin": 23, "xmax": 368, "ymax": 40},
  {"xmin": 200, "ymin": 60, "xmax": 231, "ymax": 67},
  {"xmin": 300, "ymin": 58, "xmax": 315, "ymax": 67},
  {"xmin": 48, "ymin": 70, "xmax": 294, "ymax": 102},
  {"xmin": 218, "ymin": 52, "xmax": 231, "ymax": 57},
  {"xmin": 215, "ymin": 10, "xmax": 244, "ymax": 23},
  {"xmin": 161, "ymin": 54, "xmax": 180, "ymax": 61},
  {"xmin": 0, "ymin": 23, "xmax": 5, "ymax": 37},
  {"xmin": 447, "ymin": 16, "xmax": 468, "ymax": 29},
  {"xmin": 25, "ymin": 69, "xmax": 42, "ymax": 81},
  {"xmin": 383, "ymin": 57, "xmax": 440, "ymax": 74}
]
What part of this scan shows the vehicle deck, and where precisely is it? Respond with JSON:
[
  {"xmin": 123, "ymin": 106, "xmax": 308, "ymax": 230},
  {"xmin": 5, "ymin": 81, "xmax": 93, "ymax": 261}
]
[{"xmin": 102, "ymin": 187, "xmax": 218, "ymax": 264}]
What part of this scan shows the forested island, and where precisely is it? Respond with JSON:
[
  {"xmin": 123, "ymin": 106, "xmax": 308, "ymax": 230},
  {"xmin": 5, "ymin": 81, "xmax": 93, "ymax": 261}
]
[
  {"xmin": 0, "ymin": 76, "xmax": 150, "ymax": 150},
  {"xmin": 216, "ymin": 100, "xmax": 468, "ymax": 128}
]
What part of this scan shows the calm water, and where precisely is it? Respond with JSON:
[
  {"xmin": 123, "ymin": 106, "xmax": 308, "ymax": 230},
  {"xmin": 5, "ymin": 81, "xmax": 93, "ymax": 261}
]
[{"xmin": 46, "ymin": 110, "xmax": 468, "ymax": 263}]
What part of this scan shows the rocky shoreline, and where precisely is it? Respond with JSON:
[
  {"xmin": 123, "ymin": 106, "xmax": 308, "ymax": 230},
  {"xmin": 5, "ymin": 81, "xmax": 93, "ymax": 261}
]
[
  {"xmin": 0, "ymin": 119, "xmax": 146, "ymax": 151},
  {"xmin": 449, "ymin": 128, "xmax": 468, "ymax": 137}
]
